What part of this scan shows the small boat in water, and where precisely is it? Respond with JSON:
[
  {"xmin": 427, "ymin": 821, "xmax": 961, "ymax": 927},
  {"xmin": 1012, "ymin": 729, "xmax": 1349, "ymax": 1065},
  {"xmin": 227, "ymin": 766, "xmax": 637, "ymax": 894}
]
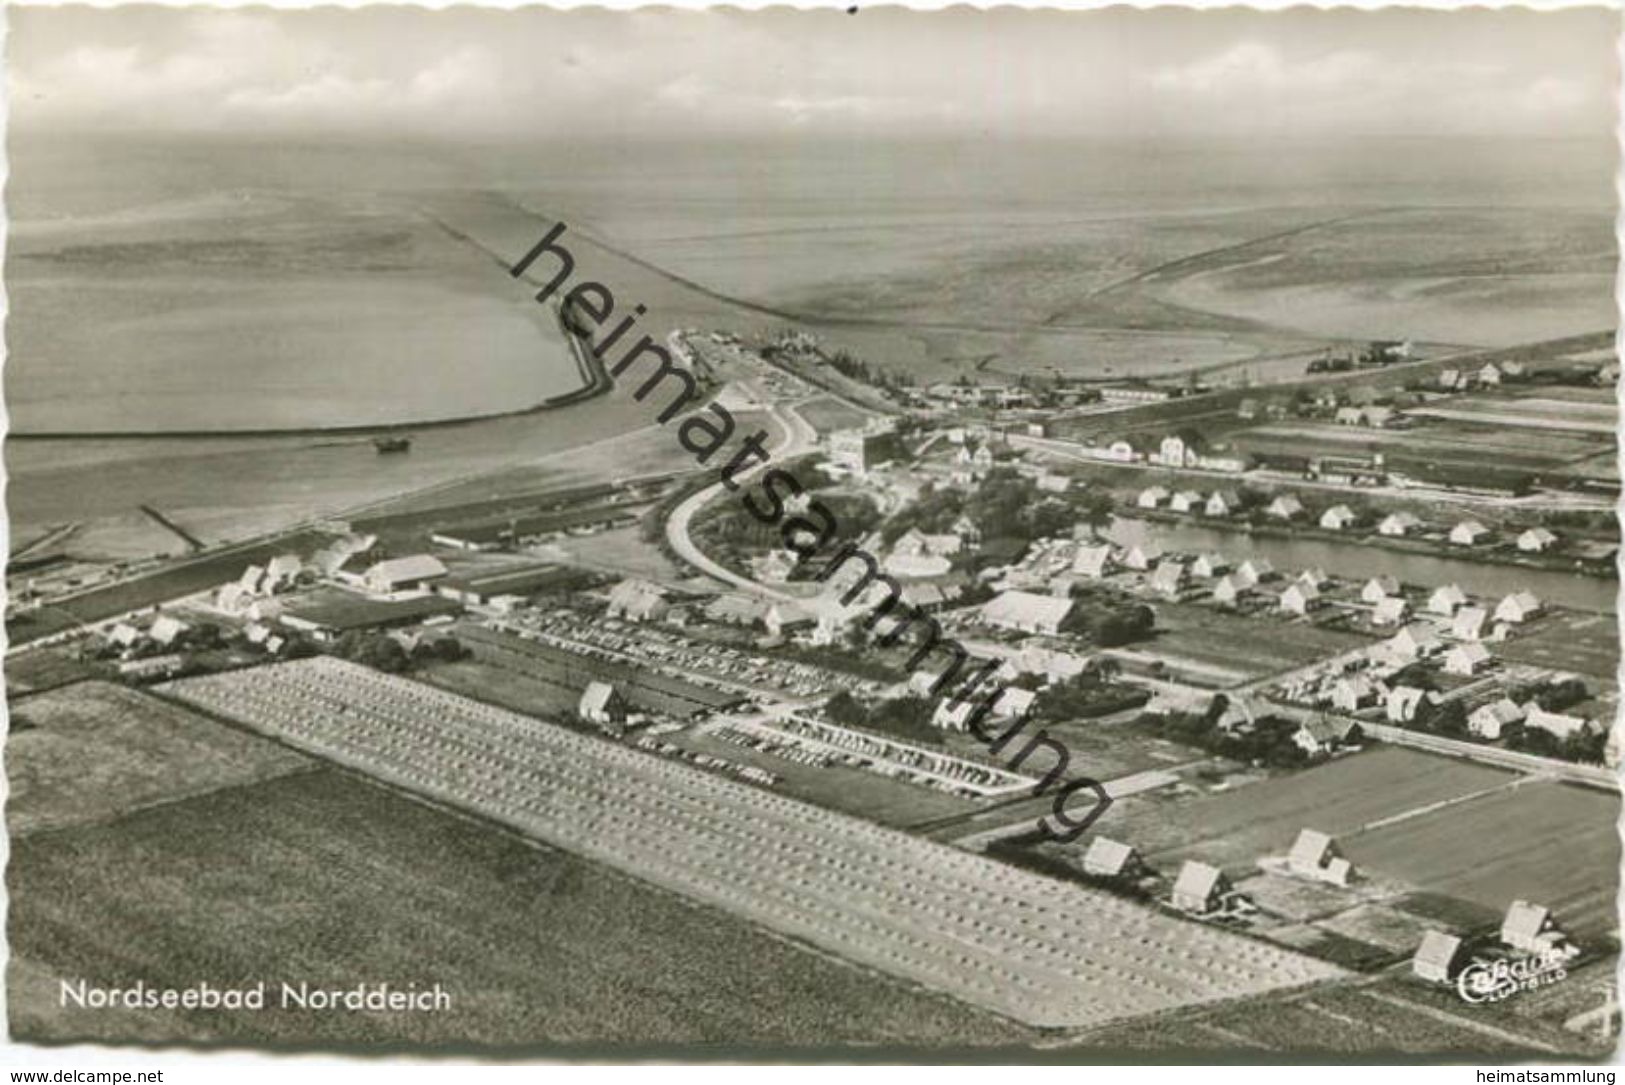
[{"xmin": 373, "ymin": 436, "xmax": 412, "ymax": 454}]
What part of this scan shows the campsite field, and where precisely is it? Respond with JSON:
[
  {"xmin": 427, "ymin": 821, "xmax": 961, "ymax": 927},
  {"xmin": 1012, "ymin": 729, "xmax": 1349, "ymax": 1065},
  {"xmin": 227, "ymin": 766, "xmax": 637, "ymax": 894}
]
[{"xmin": 9, "ymin": 768, "xmax": 1033, "ymax": 1049}]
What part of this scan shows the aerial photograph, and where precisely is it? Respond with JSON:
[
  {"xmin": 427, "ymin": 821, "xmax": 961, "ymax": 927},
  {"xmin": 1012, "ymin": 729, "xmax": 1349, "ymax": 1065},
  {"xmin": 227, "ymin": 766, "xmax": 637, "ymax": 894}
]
[{"xmin": 3, "ymin": 4, "xmax": 1619, "ymax": 1062}]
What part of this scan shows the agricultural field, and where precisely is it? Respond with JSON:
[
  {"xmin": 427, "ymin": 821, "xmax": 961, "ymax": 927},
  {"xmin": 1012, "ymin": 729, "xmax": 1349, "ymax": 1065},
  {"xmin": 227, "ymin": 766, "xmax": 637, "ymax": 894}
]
[
  {"xmin": 1099, "ymin": 746, "xmax": 1514, "ymax": 875},
  {"xmin": 1496, "ymin": 609, "xmax": 1620, "ymax": 684},
  {"xmin": 9, "ymin": 768, "xmax": 1031, "ymax": 1049},
  {"xmin": 1346, "ymin": 780, "xmax": 1620, "ymax": 942},
  {"xmin": 1120, "ymin": 601, "xmax": 1371, "ymax": 685},
  {"xmin": 5, "ymin": 681, "xmax": 312, "ymax": 836}
]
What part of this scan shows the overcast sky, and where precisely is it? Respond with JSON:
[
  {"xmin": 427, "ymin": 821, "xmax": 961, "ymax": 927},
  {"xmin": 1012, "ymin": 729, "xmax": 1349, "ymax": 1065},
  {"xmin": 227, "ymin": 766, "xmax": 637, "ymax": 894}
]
[{"xmin": 10, "ymin": 6, "xmax": 1618, "ymax": 140}]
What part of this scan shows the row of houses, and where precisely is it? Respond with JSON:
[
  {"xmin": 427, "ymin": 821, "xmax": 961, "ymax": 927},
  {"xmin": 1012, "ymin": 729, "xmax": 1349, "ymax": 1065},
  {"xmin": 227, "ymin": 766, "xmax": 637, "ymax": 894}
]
[{"xmin": 1139, "ymin": 484, "xmax": 1565, "ymax": 554}]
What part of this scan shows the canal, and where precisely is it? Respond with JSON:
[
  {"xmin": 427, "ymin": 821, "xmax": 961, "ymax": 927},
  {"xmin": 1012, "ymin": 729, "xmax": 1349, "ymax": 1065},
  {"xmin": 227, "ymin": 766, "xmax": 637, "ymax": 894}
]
[{"xmin": 1109, "ymin": 517, "xmax": 1616, "ymax": 615}]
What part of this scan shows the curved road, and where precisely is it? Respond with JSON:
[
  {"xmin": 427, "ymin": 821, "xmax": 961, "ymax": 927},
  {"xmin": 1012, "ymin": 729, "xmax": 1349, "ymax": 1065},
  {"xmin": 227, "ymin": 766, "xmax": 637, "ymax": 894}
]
[{"xmin": 663, "ymin": 401, "xmax": 819, "ymax": 601}]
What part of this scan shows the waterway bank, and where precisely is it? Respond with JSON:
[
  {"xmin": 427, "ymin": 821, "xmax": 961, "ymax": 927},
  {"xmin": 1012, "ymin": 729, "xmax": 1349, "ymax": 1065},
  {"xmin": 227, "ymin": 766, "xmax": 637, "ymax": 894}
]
[{"xmin": 1109, "ymin": 516, "xmax": 1616, "ymax": 615}]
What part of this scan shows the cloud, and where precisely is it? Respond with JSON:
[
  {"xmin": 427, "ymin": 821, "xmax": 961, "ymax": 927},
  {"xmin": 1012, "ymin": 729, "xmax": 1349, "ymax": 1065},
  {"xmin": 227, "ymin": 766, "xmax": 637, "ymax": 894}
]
[{"xmin": 8, "ymin": 8, "xmax": 1615, "ymax": 140}]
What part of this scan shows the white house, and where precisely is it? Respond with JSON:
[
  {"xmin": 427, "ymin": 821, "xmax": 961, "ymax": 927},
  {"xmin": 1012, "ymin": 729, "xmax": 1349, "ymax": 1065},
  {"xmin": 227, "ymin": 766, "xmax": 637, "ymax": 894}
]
[
  {"xmin": 1379, "ymin": 512, "xmax": 1422, "ymax": 537},
  {"xmin": 1320, "ymin": 505, "xmax": 1358, "ymax": 531},
  {"xmin": 1279, "ymin": 582, "xmax": 1320, "ymax": 616},
  {"xmin": 1211, "ymin": 575, "xmax": 1247, "ymax": 606},
  {"xmin": 1449, "ymin": 520, "xmax": 1491, "ymax": 547},
  {"xmin": 1330, "ymin": 676, "xmax": 1378, "ymax": 712},
  {"xmin": 933, "ymin": 698, "xmax": 980, "ymax": 731},
  {"xmin": 1296, "ymin": 568, "xmax": 1330, "ymax": 590},
  {"xmin": 1371, "ymin": 596, "xmax": 1410, "ymax": 627},
  {"xmin": 1191, "ymin": 553, "xmax": 1230, "ymax": 579},
  {"xmin": 1443, "ymin": 641, "xmax": 1492, "ymax": 676},
  {"xmin": 1235, "ymin": 558, "xmax": 1275, "ymax": 586},
  {"xmin": 1122, "ymin": 544, "xmax": 1163, "ymax": 571},
  {"xmin": 992, "ymin": 687, "xmax": 1038, "ymax": 719},
  {"xmin": 1204, "ymin": 490, "xmax": 1241, "ymax": 518},
  {"xmin": 1266, "ymin": 494, "xmax": 1306, "ymax": 521},
  {"xmin": 607, "ymin": 578, "xmax": 670, "ymax": 622},
  {"xmin": 1428, "ymin": 583, "xmax": 1469, "ymax": 616},
  {"xmin": 1385, "ymin": 623, "xmax": 1442, "ymax": 661},
  {"xmin": 1361, "ymin": 575, "xmax": 1401, "ymax": 604},
  {"xmin": 1469, "ymin": 698, "xmax": 1524, "ymax": 740},
  {"xmin": 1518, "ymin": 527, "xmax": 1559, "ymax": 553},
  {"xmin": 1136, "ymin": 486, "xmax": 1170, "ymax": 510},
  {"xmin": 1169, "ymin": 490, "xmax": 1204, "ymax": 514},
  {"xmin": 578, "ymin": 681, "xmax": 627, "ymax": 726},
  {"xmin": 1386, "ymin": 686, "xmax": 1434, "ymax": 724},
  {"xmin": 1495, "ymin": 591, "xmax": 1543, "ymax": 624},
  {"xmin": 1072, "ymin": 544, "xmax": 1115, "ymax": 579},
  {"xmin": 1150, "ymin": 562, "xmax": 1186, "ymax": 599},
  {"xmin": 1452, "ymin": 606, "xmax": 1489, "ymax": 641},
  {"xmin": 149, "ymin": 615, "xmax": 189, "ymax": 647}
]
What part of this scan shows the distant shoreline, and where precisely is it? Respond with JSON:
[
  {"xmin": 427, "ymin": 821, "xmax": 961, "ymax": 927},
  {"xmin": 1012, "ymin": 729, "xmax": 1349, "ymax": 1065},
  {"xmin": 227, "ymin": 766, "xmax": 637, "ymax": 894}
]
[{"xmin": 8, "ymin": 300, "xmax": 611, "ymax": 442}]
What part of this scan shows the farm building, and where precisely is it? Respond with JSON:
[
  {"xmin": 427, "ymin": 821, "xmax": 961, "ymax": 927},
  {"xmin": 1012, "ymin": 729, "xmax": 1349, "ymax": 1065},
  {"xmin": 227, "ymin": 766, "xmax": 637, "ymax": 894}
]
[
  {"xmin": 1279, "ymin": 582, "xmax": 1320, "ymax": 616},
  {"xmin": 1191, "ymin": 553, "xmax": 1229, "ymax": 579},
  {"xmin": 1428, "ymin": 584, "xmax": 1469, "ymax": 615},
  {"xmin": 1149, "ymin": 562, "xmax": 1186, "ymax": 599},
  {"xmin": 1379, "ymin": 512, "xmax": 1422, "ymax": 537},
  {"xmin": 1451, "ymin": 607, "xmax": 1489, "ymax": 641},
  {"xmin": 363, "ymin": 555, "xmax": 448, "ymax": 595},
  {"xmin": 606, "ymin": 578, "xmax": 670, "ymax": 622},
  {"xmin": 1449, "ymin": 520, "xmax": 1491, "ymax": 547},
  {"xmin": 1320, "ymin": 505, "xmax": 1358, "ymax": 531},
  {"xmin": 1412, "ymin": 931, "xmax": 1468, "ymax": 984},
  {"xmin": 1136, "ymin": 486, "xmax": 1170, "ymax": 510},
  {"xmin": 1361, "ymin": 575, "xmax": 1401, "ymax": 603},
  {"xmin": 1169, "ymin": 490, "xmax": 1204, "ymax": 514},
  {"xmin": 1266, "ymin": 494, "xmax": 1306, "ymax": 521},
  {"xmin": 1468, "ymin": 698, "xmax": 1524, "ymax": 740},
  {"xmin": 438, "ymin": 565, "xmax": 593, "ymax": 607},
  {"xmin": 1082, "ymin": 838, "xmax": 1144, "ymax": 879},
  {"xmin": 1171, "ymin": 861, "xmax": 1232, "ymax": 915},
  {"xmin": 1500, "ymin": 900, "xmax": 1566, "ymax": 955},
  {"xmin": 1285, "ymin": 829, "xmax": 1354, "ymax": 885},
  {"xmin": 1071, "ymin": 545, "xmax": 1114, "ymax": 579},
  {"xmin": 1371, "ymin": 596, "xmax": 1410, "ymax": 627},
  {"xmin": 1442, "ymin": 641, "xmax": 1492, "ymax": 677},
  {"xmin": 1122, "ymin": 544, "xmax": 1163, "ymax": 571},
  {"xmin": 1523, "ymin": 703, "xmax": 1594, "ymax": 742},
  {"xmin": 1518, "ymin": 527, "xmax": 1559, "ymax": 553},
  {"xmin": 982, "ymin": 590, "xmax": 1072, "ymax": 636},
  {"xmin": 1494, "ymin": 591, "xmax": 1543, "ymax": 624},
  {"xmin": 1204, "ymin": 490, "xmax": 1241, "ymax": 517}
]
